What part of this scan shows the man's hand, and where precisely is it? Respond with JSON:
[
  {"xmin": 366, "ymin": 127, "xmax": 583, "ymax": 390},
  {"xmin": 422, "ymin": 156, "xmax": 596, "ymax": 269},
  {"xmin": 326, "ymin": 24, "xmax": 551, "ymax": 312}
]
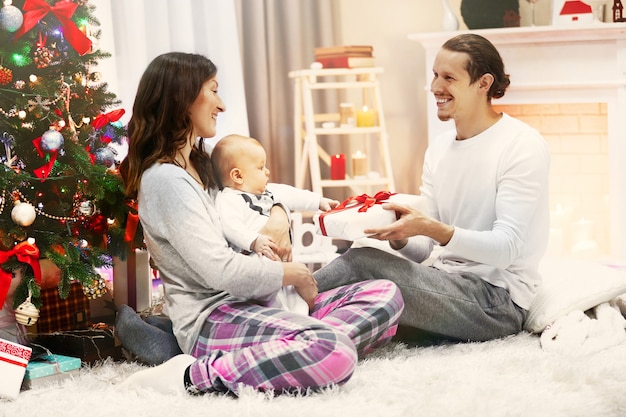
[
  {"xmin": 364, "ymin": 202, "xmax": 454, "ymax": 246},
  {"xmin": 319, "ymin": 197, "xmax": 340, "ymax": 212}
]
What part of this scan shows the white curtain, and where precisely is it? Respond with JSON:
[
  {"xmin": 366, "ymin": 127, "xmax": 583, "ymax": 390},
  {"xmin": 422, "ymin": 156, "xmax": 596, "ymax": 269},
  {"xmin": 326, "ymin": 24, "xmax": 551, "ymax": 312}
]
[
  {"xmin": 92, "ymin": 0, "xmax": 338, "ymax": 183},
  {"xmin": 91, "ymin": 0, "xmax": 249, "ymax": 150},
  {"xmin": 237, "ymin": 0, "xmax": 339, "ymax": 186}
]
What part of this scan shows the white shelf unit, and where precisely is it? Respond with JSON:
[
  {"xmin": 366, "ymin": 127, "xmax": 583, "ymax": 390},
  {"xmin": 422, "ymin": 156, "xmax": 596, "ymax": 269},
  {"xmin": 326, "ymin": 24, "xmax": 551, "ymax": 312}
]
[{"xmin": 289, "ymin": 67, "xmax": 395, "ymax": 197}]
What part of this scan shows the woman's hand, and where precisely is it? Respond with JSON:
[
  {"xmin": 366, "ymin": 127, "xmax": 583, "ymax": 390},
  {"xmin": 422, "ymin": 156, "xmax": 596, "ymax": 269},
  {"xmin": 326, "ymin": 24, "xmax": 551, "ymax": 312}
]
[
  {"xmin": 260, "ymin": 204, "xmax": 293, "ymax": 261},
  {"xmin": 282, "ymin": 262, "xmax": 318, "ymax": 310}
]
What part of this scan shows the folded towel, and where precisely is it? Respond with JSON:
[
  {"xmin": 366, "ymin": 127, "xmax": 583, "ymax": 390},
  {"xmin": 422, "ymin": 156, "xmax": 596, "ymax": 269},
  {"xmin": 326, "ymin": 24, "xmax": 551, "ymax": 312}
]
[{"xmin": 540, "ymin": 299, "xmax": 626, "ymax": 355}]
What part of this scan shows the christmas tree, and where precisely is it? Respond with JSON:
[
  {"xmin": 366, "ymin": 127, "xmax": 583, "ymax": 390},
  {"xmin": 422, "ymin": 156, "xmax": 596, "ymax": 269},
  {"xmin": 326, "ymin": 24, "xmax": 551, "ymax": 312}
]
[{"xmin": 0, "ymin": 0, "xmax": 135, "ymax": 313}]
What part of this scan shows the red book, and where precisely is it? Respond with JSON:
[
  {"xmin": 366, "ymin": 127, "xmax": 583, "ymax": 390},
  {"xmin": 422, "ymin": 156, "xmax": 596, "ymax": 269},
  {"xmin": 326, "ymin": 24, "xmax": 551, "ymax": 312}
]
[
  {"xmin": 314, "ymin": 45, "xmax": 373, "ymax": 57},
  {"xmin": 315, "ymin": 56, "xmax": 376, "ymax": 69}
]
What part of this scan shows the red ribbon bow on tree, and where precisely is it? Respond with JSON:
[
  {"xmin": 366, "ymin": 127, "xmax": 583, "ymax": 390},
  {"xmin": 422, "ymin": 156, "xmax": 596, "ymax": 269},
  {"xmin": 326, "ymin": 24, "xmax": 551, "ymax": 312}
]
[
  {"xmin": 0, "ymin": 240, "xmax": 42, "ymax": 310},
  {"xmin": 32, "ymin": 135, "xmax": 57, "ymax": 181},
  {"xmin": 13, "ymin": 0, "xmax": 92, "ymax": 56},
  {"xmin": 92, "ymin": 109, "xmax": 125, "ymax": 130}
]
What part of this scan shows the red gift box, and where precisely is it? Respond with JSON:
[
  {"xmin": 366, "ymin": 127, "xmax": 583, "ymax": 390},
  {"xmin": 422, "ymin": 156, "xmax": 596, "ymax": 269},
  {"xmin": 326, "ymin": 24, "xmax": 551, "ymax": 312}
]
[{"xmin": 0, "ymin": 338, "xmax": 32, "ymax": 400}]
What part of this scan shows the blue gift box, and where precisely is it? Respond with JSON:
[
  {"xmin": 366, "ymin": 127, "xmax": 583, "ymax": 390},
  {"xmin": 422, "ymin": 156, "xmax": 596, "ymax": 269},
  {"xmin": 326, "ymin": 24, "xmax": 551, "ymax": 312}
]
[{"xmin": 23, "ymin": 354, "xmax": 81, "ymax": 385}]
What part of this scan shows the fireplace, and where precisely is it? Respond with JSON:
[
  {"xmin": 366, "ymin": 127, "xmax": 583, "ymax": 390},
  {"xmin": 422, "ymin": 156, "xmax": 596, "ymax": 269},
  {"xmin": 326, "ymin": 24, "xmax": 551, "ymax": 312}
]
[{"xmin": 409, "ymin": 23, "xmax": 626, "ymax": 260}]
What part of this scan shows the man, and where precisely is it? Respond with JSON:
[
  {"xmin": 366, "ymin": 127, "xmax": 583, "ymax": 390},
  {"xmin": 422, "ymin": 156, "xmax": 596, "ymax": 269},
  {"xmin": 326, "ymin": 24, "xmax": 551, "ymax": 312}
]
[{"xmin": 314, "ymin": 33, "xmax": 551, "ymax": 343}]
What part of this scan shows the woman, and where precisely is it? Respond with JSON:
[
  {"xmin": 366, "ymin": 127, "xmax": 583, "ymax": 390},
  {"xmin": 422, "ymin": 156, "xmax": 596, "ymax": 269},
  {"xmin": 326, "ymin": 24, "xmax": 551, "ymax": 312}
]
[{"xmin": 118, "ymin": 52, "xmax": 403, "ymax": 395}]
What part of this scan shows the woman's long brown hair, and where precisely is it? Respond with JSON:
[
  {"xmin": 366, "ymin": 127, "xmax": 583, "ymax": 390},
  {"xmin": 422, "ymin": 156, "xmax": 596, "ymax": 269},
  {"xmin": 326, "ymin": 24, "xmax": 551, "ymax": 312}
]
[{"xmin": 120, "ymin": 52, "xmax": 218, "ymax": 198}]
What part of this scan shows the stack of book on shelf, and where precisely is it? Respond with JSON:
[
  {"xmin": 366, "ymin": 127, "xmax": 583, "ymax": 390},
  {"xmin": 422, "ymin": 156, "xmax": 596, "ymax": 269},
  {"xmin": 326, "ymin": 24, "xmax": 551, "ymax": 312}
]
[{"xmin": 314, "ymin": 45, "xmax": 375, "ymax": 69}]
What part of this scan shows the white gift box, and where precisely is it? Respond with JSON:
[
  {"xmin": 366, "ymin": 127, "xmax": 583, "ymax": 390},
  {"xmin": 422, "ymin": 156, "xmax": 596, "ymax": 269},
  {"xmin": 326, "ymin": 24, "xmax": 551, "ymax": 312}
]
[
  {"xmin": 0, "ymin": 338, "xmax": 32, "ymax": 400},
  {"xmin": 314, "ymin": 192, "xmax": 429, "ymax": 241}
]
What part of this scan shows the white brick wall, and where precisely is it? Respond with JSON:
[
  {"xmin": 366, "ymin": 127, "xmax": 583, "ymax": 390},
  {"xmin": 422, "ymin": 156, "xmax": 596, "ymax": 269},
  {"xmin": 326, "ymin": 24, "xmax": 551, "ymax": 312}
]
[{"xmin": 494, "ymin": 103, "xmax": 609, "ymax": 257}]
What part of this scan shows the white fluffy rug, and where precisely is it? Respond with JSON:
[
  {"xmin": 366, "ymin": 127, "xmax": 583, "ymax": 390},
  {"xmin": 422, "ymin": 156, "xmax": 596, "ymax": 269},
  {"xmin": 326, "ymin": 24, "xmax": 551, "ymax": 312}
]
[{"xmin": 4, "ymin": 332, "xmax": 626, "ymax": 417}]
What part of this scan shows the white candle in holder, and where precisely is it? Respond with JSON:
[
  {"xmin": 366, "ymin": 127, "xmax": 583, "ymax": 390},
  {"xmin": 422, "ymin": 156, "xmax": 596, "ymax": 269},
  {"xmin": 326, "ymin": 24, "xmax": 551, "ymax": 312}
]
[
  {"xmin": 550, "ymin": 204, "xmax": 573, "ymax": 250},
  {"xmin": 547, "ymin": 227, "xmax": 565, "ymax": 256},
  {"xmin": 351, "ymin": 151, "xmax": 367, "ymax": 177},
  {"xmin": 571, "ymin": 217, "xmax": 595, "ymax": 244}
]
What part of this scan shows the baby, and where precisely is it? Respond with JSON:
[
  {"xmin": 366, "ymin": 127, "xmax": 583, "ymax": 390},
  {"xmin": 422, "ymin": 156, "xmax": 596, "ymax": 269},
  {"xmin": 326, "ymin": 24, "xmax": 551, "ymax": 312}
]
[{"xmin": 212, "ymin": 134, "xmax": 338, "ymax": 315}]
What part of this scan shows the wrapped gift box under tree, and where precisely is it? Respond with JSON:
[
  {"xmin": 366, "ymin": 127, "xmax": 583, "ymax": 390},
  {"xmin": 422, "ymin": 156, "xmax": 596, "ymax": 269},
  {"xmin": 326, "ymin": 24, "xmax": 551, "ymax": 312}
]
[
  {"xmin": 21, "ymin": 353, "xmax": 82, "ymax": 390},
  {"xmin": 0, "ymin": 338, "xmax": 32, "ymax": 400}
]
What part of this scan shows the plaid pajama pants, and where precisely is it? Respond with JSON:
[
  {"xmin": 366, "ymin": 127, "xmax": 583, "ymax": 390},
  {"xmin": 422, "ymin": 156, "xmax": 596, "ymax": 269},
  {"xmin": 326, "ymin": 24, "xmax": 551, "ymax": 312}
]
[{"xmin": 189, "ymin": 279, "xmax": 403, "ymax": 395}]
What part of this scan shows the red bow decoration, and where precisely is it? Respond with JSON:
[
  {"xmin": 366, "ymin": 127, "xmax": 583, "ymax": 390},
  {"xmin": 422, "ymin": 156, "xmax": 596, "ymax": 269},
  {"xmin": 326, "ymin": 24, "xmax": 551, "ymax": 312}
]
[
  {"xmin": 92, "ymin": 109, "xmax": 125, "ymax": 130},
  {"xmin": 124, "ymin": 201, "xmax": 140, "ymax": 243},
  {"xmin": 87, "ymin": 213, "xmax": 108, "ymax": 235},
  {"xmin": 13, "ymin": 0, "xmax": 92, "ymax": 56},
  {"xmin": 0, "ymin": 240, "xmax": 42, "ymax": 310},
  {"xmin": 335, "ymin": 191, "xmax": 396, "ymax": 213},
  {"xmin": 318, "ymin": 191, "xmax": 396, "ymax": 236},
  {"xmin": 32, "ymin": 136, "xmax": 57, "ymax": 181}
]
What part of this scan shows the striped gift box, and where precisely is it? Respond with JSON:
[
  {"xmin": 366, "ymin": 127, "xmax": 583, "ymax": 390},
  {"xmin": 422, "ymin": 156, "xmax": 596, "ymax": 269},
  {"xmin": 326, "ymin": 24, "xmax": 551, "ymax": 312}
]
[{"xmin": 0, "ymin": 338, "xmax": 32, "ymax": 400}]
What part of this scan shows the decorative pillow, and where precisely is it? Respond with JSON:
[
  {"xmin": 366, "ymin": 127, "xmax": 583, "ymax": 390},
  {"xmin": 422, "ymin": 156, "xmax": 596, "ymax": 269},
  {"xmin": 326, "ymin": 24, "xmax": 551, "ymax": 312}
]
[{"xmin": 524, "ymin": 258, "xmax": 626, "ymax": 333}]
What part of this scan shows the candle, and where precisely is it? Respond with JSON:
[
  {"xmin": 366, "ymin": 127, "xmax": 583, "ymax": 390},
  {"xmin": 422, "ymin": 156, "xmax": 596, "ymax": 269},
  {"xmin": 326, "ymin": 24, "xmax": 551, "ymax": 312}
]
[
  {"xmin": 571, "ymin": 240, "xmax": 600, "ymax": 258},
  {"xmin": 330, "ymin": 154, "xmax": 346, "ymax": 180},
  {"xmin": 571, "ymin": 217, "xmax": 594, "ymax": 244},
  {"xmin": 352, "ymin": 151, "xmax": 367, "ymax": 177},
  {"xmin": 339, "ymin": 103, "xmax": 356, "ymax": 127},
  {"xmin": 547, "ymin": 227, "xmax": 565, "ymax": 256},
  {"xmin": 550, "ymin": 204, "xmax": 572, "ymax": 230},
  {"xmin": 356, "ymin": 105, "xmax": 376, "ymax": 127}
]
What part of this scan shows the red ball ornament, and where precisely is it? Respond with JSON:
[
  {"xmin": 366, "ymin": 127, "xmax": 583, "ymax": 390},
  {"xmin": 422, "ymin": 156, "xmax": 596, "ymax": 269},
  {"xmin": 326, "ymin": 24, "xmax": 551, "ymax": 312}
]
[
  {"xmin": 0, "ymin": 66, "xmax": 12, "ymax": 85},
  {"xmin": 88, "ymin": 214, "xmax": 108, "ymax": 234}
]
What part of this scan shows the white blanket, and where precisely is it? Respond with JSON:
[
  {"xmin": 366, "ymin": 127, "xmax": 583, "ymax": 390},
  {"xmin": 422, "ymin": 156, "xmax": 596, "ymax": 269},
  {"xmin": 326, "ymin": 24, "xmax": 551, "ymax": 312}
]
[{"xmin": 540, "ymin": 296, "xmax": 626, "ymax": 355}]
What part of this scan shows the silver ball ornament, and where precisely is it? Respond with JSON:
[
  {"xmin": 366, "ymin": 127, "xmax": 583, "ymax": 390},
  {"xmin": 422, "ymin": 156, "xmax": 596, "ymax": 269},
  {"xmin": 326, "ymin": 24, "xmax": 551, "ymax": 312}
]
[
  {"xmin": 41, "ymin": 129, "xmax": 64, "ymax": 152},
  {"xmin": 0, "ymin": 4, "xmax": 23, "ymax": 33},
  {"xmin": 11, "ymin": 201, "xmax": 37, "ymax": 227},
  {"xmin": 94, "ymin": 147, "xmax": 115, "ymax": 167}
]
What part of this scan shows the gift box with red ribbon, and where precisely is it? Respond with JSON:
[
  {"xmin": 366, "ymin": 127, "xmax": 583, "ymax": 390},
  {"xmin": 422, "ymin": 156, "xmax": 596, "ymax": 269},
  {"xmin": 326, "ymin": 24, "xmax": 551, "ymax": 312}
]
[
  {"xmin": 314, "ymin": 191, "xmax": 429, "ymax": 241},
  {"xmin": 0, "ymin": 338, "xmax": 32, "ymax": 400}
]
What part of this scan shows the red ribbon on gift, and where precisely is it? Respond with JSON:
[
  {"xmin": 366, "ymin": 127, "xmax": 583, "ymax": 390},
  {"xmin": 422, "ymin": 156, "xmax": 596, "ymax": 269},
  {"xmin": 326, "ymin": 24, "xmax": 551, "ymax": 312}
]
[
  {"xmin": 13, "ymin": 0, "xmax": 92, "ymax": 56},
  {"xmin": 0, "ymin": 240, "xmax": 42, "ymax": 309},
  {"xmin": 92, "ymin": 109, "xmax": 125, "ymax": 130},
  {"xmin": 318, "ymin": 191, "xmax": 396, "ymax": 236}
]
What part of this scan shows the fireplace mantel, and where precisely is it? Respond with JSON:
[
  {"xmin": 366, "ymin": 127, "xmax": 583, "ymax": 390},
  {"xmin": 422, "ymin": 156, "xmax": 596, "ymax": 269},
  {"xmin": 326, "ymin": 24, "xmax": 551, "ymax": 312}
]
[
  {"xmin": 409, "ymin": 23, "xmax": 626, "ymax": 259},
  {"xmin": 408, "ymin": 23, "xmax": 626, "ymax": 49},
  {"xmin": 409, "ymin": 23, "xmax": 626, "ymax": 96}
]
